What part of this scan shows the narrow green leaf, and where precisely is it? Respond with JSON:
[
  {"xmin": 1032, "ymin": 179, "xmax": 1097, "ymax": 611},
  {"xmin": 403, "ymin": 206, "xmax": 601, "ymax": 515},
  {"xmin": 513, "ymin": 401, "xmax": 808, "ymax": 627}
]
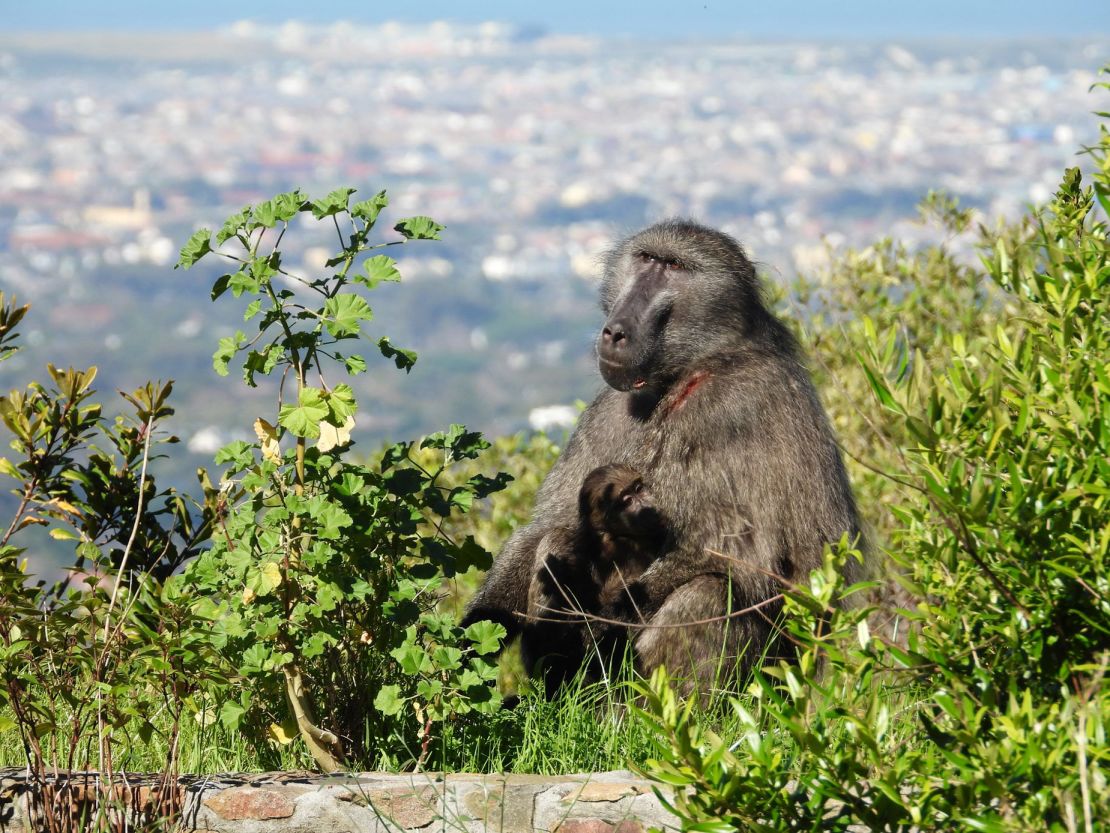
[{"xmin": 859, "ymin": 359, "xmax": 903, "ymax": 413}]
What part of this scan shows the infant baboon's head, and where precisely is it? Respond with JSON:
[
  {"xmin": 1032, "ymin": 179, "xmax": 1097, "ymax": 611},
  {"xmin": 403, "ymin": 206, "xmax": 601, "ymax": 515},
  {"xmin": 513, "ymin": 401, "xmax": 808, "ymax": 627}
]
[{"xmin": 578, "ymin": 464, "xmax": 665, "ymax": 546}]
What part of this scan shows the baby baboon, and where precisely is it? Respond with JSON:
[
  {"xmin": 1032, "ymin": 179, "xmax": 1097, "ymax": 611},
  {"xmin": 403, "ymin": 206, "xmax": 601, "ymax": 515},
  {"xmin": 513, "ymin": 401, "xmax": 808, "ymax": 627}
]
[
  {"xmin": 465, "ymin": 220, "xmax": 863, "ymax": 694},
  {"xmin": 524, "ymin": 464, "xmax": 668, "ymax": 696}
]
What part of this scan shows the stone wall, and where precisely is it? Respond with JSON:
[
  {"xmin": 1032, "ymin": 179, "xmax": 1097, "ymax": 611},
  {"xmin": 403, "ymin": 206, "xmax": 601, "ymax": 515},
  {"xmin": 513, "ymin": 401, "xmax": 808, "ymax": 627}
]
[{"xmin": 0, "ymin": 769, "xmax": 681, "ymax": 832}]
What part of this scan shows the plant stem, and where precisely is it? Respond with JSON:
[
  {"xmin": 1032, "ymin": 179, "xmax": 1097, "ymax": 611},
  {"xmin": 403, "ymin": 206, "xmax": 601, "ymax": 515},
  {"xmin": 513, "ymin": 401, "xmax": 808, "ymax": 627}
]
[{"xmin": 283, "ymin": 663, "xmax": 343, "ymax": 772}]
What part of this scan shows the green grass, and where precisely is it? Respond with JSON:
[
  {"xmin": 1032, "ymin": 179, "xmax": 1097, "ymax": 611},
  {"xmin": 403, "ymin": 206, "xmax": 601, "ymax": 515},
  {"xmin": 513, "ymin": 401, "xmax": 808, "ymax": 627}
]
[{"xmin": 0, "ymin": 664, "xmax": 746, "ymax": 775}]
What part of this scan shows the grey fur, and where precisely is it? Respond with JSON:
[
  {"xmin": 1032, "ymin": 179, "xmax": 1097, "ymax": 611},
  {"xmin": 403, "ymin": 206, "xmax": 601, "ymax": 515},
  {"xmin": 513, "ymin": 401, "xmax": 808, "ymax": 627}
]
[{"xmin": 463, "ymin": 219, "xmax": 862, "ymax": 692}]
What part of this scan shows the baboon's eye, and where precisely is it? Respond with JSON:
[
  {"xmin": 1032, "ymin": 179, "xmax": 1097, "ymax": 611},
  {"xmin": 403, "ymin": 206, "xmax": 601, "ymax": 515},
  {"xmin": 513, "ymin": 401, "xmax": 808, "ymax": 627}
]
[
  {"xmin": 621, "ymin": 481, "xmax": 644, "ymax": 505},
  {"xmin": 638, "ymin": 252, "xmax": 683, "ymax": 270}
]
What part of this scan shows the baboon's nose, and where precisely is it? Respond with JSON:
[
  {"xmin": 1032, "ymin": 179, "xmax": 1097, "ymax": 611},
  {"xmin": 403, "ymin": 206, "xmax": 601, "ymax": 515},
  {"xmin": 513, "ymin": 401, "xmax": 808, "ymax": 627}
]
[{"xmin": 601, "ymin": 321, "xmax": 628, "ymax": 350}]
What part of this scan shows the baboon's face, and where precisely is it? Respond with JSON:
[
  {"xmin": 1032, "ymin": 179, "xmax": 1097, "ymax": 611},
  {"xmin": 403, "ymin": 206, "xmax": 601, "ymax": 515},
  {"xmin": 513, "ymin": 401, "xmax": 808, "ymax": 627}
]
[
  {"xmin": 597, "ymin": 220, "xmax": 758, "ymax": 393},
  {"xmin": 596, "ymin": 252, "xmax": 681, "ymax": 392},
  {"xmin": 580, "ymin": 465, "xmax": 664, "ymax": 544}
]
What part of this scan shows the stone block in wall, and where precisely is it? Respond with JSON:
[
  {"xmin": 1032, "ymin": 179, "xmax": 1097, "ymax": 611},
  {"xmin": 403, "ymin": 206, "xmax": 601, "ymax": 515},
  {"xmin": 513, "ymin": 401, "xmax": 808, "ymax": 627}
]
[{"xmin": 0, "ymin": 768, "xmax": 682, "ymax": 833}]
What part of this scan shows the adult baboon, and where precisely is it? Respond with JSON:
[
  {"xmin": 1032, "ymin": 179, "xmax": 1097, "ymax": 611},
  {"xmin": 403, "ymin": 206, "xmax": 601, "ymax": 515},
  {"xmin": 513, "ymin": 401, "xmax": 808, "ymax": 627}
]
[
  {"xmin": 464, "ymin": 219, "xmax": 862, "ymax": 691},
  {"xmin": 525, "ymin": 464, "xmax": 669, "ymax": 696}
]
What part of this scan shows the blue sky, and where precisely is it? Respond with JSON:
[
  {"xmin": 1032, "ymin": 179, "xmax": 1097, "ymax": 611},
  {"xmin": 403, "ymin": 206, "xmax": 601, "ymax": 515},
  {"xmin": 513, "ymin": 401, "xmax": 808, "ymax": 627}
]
[{"xmin": 5, "ymin": 1, "xmax": 1110, "ymax": 38}]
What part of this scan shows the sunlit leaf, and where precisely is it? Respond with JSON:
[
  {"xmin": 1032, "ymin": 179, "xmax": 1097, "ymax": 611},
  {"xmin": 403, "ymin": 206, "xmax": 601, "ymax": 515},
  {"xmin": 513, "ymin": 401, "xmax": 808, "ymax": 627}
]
[
  {"xmin": 316, "ymin": 414, "xmax": 355, "ymax": 453},
  {"xmin": 253, "ymin": 417, "xmax": 281, "ymax": 463}
]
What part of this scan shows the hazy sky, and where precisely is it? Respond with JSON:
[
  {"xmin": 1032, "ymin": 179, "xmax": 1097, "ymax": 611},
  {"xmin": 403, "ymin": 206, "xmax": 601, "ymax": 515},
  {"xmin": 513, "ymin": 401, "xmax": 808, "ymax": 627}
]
[{"xmin": 6, "ymin": 0, "xmax": 1110, "ymax": 38}]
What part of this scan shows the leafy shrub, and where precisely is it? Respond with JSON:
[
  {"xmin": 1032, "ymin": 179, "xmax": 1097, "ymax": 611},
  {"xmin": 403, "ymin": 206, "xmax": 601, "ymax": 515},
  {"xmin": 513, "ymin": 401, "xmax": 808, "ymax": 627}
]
[
  {"xmin": 0, "ymin": 293, "xmax": 214, "ymax": 829},
  {"xmin": 789, "ymin": 191, "xmax": 1018, "ymax": 546},
  {"xmin": 433, "ymin": 430, "xmax": 562, "ymax": 691},
  {"xmin": 640, "ymin": 79, "xmax": 1110, "ymax": 832},
  {"xmin": 175, "ymin": 188, "xmax": 508, "ymax": 770}
]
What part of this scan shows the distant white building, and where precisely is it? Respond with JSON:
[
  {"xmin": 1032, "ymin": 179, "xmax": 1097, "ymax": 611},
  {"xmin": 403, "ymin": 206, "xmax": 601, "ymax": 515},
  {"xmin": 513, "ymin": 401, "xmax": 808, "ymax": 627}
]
[
  {"xmin": 528, "ymin": 405, "xmax": 578, "ymax": 434},
  {"xmin": 187, "ymin": 427, "xmax": 226, "ymax": 455}
]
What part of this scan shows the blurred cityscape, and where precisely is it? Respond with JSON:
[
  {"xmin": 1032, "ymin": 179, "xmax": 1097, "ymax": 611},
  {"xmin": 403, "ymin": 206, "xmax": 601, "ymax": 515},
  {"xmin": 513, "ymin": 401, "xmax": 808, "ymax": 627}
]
[{"xmin": 0, "ymin": 23, "xmax": 1106, "ymax": 480}]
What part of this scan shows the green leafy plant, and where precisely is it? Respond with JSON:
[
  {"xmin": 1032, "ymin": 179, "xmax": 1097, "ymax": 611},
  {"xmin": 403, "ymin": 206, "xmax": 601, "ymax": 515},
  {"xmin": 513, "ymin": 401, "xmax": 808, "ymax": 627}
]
[
  {"xmin": 0, "ymin": 293, "xmax": 29, "ymax": 363},
  {"xmin": 0, "ymin": 296, "xmax": 214, "ymax": 831},
  {"xmin": 176, "ymin": 187, "xmax": 507, "ymax": 771}
]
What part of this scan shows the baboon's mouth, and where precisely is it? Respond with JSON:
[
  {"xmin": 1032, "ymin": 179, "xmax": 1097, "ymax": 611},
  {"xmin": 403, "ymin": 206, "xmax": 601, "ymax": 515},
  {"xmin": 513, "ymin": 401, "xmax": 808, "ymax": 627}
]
[{"xmin": 597, "ymin": 354, "xmax": 652, "ymax": 392}]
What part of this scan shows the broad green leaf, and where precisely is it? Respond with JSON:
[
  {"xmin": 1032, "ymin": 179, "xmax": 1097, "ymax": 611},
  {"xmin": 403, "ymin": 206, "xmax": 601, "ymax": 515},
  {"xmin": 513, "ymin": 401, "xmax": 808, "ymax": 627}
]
[
  {"xmin": 253, "ymin": 199, "xmax": 280, "ymax": 228},
  {"xmin": 278, "ymin": 386, "xmax": 329, "ymax": 438},
  {"xmin": 449, "ymin": 488, "xmax": 473, "ymax": 512},
  {"xmin": 243, "ymin": 344, "xmax": 282, "ymax": 385},
  {"xmin": 378, "ymin": 337, "xmax": 417, "ymax": 371},
  {"xmin": 453, "ymin": 536, "xmax": 493, "ymax": 572},
  {"xmin": 323, "ymin": 294, "xmax": 374, "ymax": 337},
  {"xmin": 324, "ymin": 383, "xmax": 357, "ymax": 422},
  {"xmin": 390, "ymin": 644, "xmax": 427, "ymax": 675},
  {"xmin": 468, "ymin": 471, "xmax": 513, "ymax": 499},
  {"xmin": 257, "ymin": 562, "xmax": 282, "ymax": 594},
  {"xmin": 215, "ymin": 207, "xmax": 251, "ymax": 245},
  {"xmin": 228, "ymin": 270, "xmax": 258, "ymax": 298},
  {"xmin": 212, "ymin": 331, "xmax": 246, "ymax": 376},
  {"xmin": 351, "ymin": 190, "xmax": 388, "ymax": 225},
  {"xmin": 177, "ymin": 229, "xmax": 212, "ymax": 269},
  {"xmin": 313, "ymin": 501, "xmax": 353, "ymax": 539},
  {"xmin": 355, "ymin": 254, "xmax": 402, "ymax": 289},
  {"xmin": 219, "ymin": 701, "xmax": 247, "ymax": 731},
  {"xmin": 343, "ymin": 354, "xmax": 367, "ymax": 375},
  {"xmin": 464, "ymin": 620, "xmax": 506, "ymax": 655},
  {"xmin": 394, "ymin": 215, "xmax": 444, "ymax": 241},
  {"xmin": 310, "ymin": 187, "xmax": 356, "ymax": 219},
  {"xmin": 254, "ymin": 190, "xmax": 303, "ymax": 228},
  {"xmin": 302, "ymin": 631, "xmax": 334, "ymax": 658},
  {"xmin": 374, "ymin": 684, "xmax": 404, "ymax": 716},
  {"xmin": 334, "ymin": 472, "xmax": 365, "ymax": 496}
]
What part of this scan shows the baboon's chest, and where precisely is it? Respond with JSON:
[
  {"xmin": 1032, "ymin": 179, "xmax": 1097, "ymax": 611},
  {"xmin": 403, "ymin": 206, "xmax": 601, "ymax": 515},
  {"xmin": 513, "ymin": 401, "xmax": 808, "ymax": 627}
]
[{"xmin": 611, "ymin": 397, "xmax": 752, "ymax": 545}]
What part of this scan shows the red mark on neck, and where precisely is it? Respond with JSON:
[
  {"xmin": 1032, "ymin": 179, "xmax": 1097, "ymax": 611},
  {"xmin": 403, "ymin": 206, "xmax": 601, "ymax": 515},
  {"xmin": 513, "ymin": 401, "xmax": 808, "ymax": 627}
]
[{"xmin": 664, "ymin": 370, "xmax": 710, "ymax": 417}]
